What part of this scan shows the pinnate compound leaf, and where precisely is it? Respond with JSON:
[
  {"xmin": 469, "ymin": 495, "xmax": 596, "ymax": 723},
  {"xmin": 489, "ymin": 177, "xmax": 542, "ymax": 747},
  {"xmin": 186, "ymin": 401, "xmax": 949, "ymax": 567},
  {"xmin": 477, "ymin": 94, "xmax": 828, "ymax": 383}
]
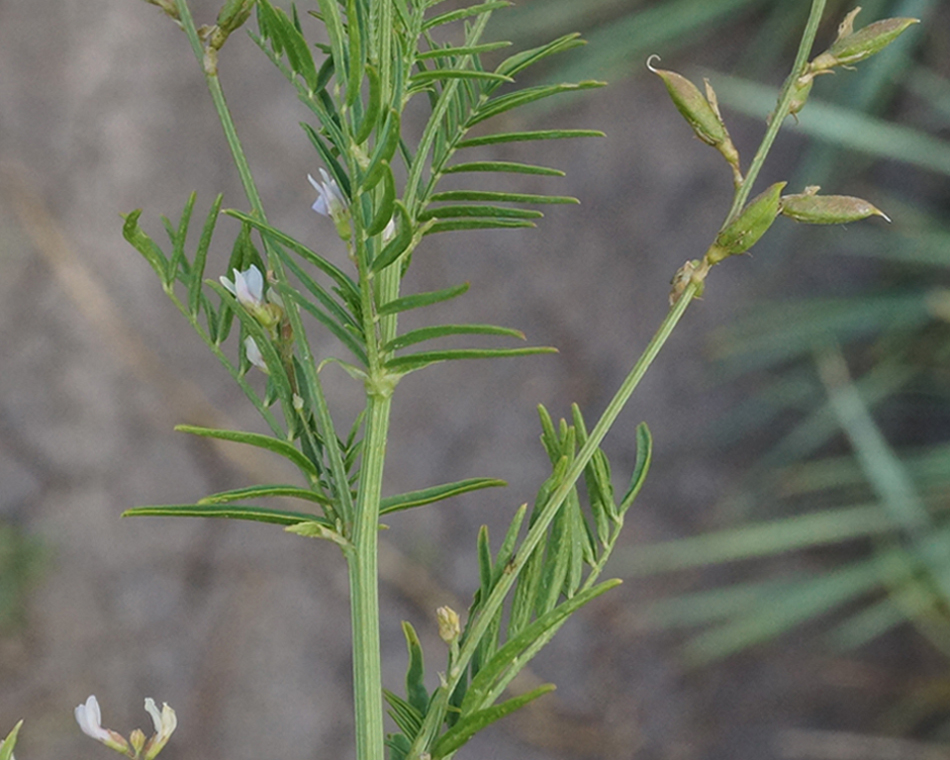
[
  {"xmin": 122, "ymin": 503, "xmax": 328, "ymax": 527},
  {"xmin": 433, "ymin": 686, "xmax": 555, "ymax": 759},
  {"xmin": 378, "ymin": 283, "xmax": 470, "ymax": 316},
  {"xmin": 380, "ymin": 477, "xmax": 506, "ymax": 515},
  {"xmin": 175, "ymin": 424, "xmax": 319, "ymax": 479}
]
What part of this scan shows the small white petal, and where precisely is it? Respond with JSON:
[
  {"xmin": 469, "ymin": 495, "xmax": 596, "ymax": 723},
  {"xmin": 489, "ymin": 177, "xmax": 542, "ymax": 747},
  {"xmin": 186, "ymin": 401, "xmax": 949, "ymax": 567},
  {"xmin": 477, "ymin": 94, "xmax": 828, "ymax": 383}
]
[
  {"xmin": 144, "ymin": 698, "xmax": 162, "ymax": 734},
  {"xmin": 244, "ymin": 336, "xmax": 268, "ymax": 372},
  {"xmin": 75, "ymin": 695, "xmax": 111, "ymax": 743}
]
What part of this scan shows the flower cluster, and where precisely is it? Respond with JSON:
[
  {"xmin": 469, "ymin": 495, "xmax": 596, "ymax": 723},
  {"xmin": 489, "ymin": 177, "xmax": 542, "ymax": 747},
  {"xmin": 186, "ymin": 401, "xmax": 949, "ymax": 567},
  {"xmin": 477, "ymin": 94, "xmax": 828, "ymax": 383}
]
[{"xmin": 75, "ymin": 695, "xmax": 176, "ymax": 760}]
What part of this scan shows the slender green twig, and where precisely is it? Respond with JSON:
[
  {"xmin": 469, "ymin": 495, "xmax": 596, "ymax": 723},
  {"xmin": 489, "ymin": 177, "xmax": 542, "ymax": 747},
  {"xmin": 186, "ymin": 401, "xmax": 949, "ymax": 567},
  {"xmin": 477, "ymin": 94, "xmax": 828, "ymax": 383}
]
[{"xmin": 723, "ymin": 0, "xmax": 827, "ymax": 225}]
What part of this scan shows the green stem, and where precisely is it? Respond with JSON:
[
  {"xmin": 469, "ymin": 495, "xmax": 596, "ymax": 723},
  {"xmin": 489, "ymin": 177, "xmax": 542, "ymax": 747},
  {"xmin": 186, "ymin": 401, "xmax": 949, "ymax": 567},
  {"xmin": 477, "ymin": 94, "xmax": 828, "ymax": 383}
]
[
  {"xmin": 723, "ymin": 0, "xmax": 827, "ymax": 226},
  {"xmin": 349, "ymin": 390, "xmax": 390, "ymax": 760},
  {"xmin": 175, "ymin": 0, "xmax": 265, "ymax": 218},
  {"xmin": 448, "ymin": 279, "xmax": 699, "ymax": 695}
]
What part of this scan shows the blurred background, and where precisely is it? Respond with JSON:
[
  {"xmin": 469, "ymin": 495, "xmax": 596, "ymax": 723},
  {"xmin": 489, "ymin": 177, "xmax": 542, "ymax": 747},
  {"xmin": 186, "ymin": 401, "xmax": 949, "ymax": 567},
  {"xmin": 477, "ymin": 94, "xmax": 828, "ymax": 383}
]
[{"xmin": 1, "ymin": 0, "xmax": 949, "ymax": 758}]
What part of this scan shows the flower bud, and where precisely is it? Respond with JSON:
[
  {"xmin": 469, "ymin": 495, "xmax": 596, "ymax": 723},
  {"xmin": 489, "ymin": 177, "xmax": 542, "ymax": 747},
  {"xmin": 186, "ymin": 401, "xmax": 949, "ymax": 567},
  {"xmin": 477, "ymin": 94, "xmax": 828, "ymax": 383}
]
[
  {"xmin": 811, "ymin": 8, "xmax": 919, "ymax": 72},
  {"xmin": 706, "ymin": 181, "xmax": 786, "ymax": 265},
  {"xmin": 436, "ymin": 606, "xmax": 461, "ymax": 644},
  {"xmin": 780, "ymin": 185, "xmax": 890, "ymax": 224}
]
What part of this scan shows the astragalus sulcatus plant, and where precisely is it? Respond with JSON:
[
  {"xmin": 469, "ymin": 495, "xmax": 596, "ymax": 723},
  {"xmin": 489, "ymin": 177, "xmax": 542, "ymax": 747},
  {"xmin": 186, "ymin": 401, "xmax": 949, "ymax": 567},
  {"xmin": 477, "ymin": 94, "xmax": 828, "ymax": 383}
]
[{"xmin": 0, "ymin": 2, "xmax": 914, "ymax": 759}]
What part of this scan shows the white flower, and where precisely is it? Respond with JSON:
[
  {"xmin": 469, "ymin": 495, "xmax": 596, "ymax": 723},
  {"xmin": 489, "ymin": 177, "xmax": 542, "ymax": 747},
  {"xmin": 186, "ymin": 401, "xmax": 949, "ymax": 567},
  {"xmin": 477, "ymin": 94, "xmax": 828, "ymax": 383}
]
[
  {"xmin": 220, "ymin": 265, "xmax": 282, "ymax": 331},
  {"xmin": 142, "ymin": 699, "xmax": 177, "ymax": 760},
  {"xmin": 308, "ymin": 169, "xmax": 347, "ymax": 219},
  {"xmin": 382, "ymin": 216, "xmax": 396, "ymax": 244},
  {"xmin": 219, "ymin": 264, "xmax": 264, "ymax": 311},
  {"xmin": 74, "ymin": 696, "xmax": 129, "ymax": 754},
  {"xmin": 243, "ymin": 336, "xmax": 269, "ymax": 374}
]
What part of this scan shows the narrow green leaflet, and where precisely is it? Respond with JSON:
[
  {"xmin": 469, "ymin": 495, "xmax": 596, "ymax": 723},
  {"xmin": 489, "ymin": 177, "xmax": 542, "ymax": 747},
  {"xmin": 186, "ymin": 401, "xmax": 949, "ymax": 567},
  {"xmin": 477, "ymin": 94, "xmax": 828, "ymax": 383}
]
[
  {"xmin": 371, "ymin": 201, "xmax": 412, "ymax": 272},
  {"xmin": 385, "ymin": 346, "xmax": 557, "ymax": 374},
  {"xmin": 432, "ymin": 685, "xmax": 555, "ymax": 760},
  {"xmin": 456, "ymin": 129, "xmax": 604, "ymax": 149},
  {"xmin": 383, "ymin": 324, "xmax": 525, "ymax": 353},
  {"xmin": 122, "ymin": 210, "xmax": 169, "ymax": 281},
  {"xmin": 175, "ymin": 424, "xmax": 319, "ymax": 479},
  {"xmin": 167, "ymin": 191, "xmax": 196, "ymax": 287},
  {"xmin": 493, "ymin": 32, "xmax": 587, "ymax": 79},
  {"xmin": 0, "ymin": 721, "xmax": 22, "ymax": 760},
  {"xmin": 378, "ymin": 283, "xmax": 470, "ymax": 316},
  {"xmin": 419, "ymin": 205, "xmax": 543, "ymax": 220},
  {"xmin": 402, "ymin": 621, "xmax": 429, "ymax": 714},
  {"xmin": 416, "ymin": 42, "xmax": 512, "ymax": 60},
  {"xmin": 619, "ymin": 422, "xmax": 652, "ymax": 513},
  {"xmin": 380, "ymin": 477, "xmax": 506, "ymax": 515},
  {"xmin": 408, "ymin": 69, "xmax": 512, "ymax": 88},
  {"xmin": 122, "ymin": 503, "xmax": 329, "ymax": 527},
  {"xmin": 467, "ymin": 81, "xmax": 605, "ymax": 127},
  {"xmin": 422, "ymin": 1, "xmax": 511, "ymax": 31},
  {"xmin": 426, "ymin": 219, "xmax": 537, "ymax": 234},
  {"xmin": 189, "ymin": 194, "xmax": 224, "ymax": 318},
  {"xmin": 442, "ymin": 161, "xmax": 565, "ymax": 176},
  {"xmin": 197, "ymin": 484, "xmax": 332, "ymax": 507},
  {"xmin": 428, "ymin": 190, "xmax": 578, "ymax": 205},
  {"xmin": 283, "ymin": 287, "xmax": 370, "ymax": 366}
]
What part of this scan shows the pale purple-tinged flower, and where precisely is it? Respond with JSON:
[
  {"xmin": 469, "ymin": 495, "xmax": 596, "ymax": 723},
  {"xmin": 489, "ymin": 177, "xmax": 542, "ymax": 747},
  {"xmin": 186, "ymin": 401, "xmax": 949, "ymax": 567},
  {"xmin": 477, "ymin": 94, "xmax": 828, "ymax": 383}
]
[
  {"xmin": 220, "ymin": 265, "xmax": 282, "ymax": 331},
  {"xmin": 308, "ymin": 169, "xmax": 346, "ymax": 219},
  {"xmin": 74, "ymin": 696, "xmax": 130, "ymax": 754},
  {"xmin": 308, "ymin": 170, "xmax": 352, "ymax": 242},
  {"xmin": 219, "ymin": 264, "xmax": 264, "ymax": 311},
  {"xmin": 243, "ymin": 336, "xmax": 269, "ymax": 374}
]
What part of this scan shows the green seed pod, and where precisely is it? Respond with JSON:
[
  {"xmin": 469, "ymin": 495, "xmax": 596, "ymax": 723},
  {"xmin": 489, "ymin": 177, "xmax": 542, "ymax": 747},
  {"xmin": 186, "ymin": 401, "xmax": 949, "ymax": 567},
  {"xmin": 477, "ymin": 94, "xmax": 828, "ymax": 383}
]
[
  {"xmin": 648, "ymin": 57, "xmax": 726, "ymax": 147},
  {"xmin": 781, "ymin": 186, "xmax": 890, "ymax": 224},
  {"xmin": 707, "ymin": 181, "xmax": 786, "ymax": 265},
  {"xmin": 811, "ymin": 8, "xmax": 919, "ymax": 72},
  {"xmin": 788, "ymin": 75, "xmax": 815, "ymax": 118}
]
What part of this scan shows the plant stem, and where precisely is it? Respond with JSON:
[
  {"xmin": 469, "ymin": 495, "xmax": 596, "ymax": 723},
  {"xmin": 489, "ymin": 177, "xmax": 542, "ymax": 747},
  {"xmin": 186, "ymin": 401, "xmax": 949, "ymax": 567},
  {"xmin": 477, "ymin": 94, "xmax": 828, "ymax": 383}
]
[
  {"xmin": 449, "ymin": 279, "xmax": 700, "ymax": 693},
  {"xmin": 349, "ymin": 390, "xmax": 390, "ymax": 760},
  {"xmin": 723, "ymin": 0, "xmax": 827, "ymax": 226}
]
